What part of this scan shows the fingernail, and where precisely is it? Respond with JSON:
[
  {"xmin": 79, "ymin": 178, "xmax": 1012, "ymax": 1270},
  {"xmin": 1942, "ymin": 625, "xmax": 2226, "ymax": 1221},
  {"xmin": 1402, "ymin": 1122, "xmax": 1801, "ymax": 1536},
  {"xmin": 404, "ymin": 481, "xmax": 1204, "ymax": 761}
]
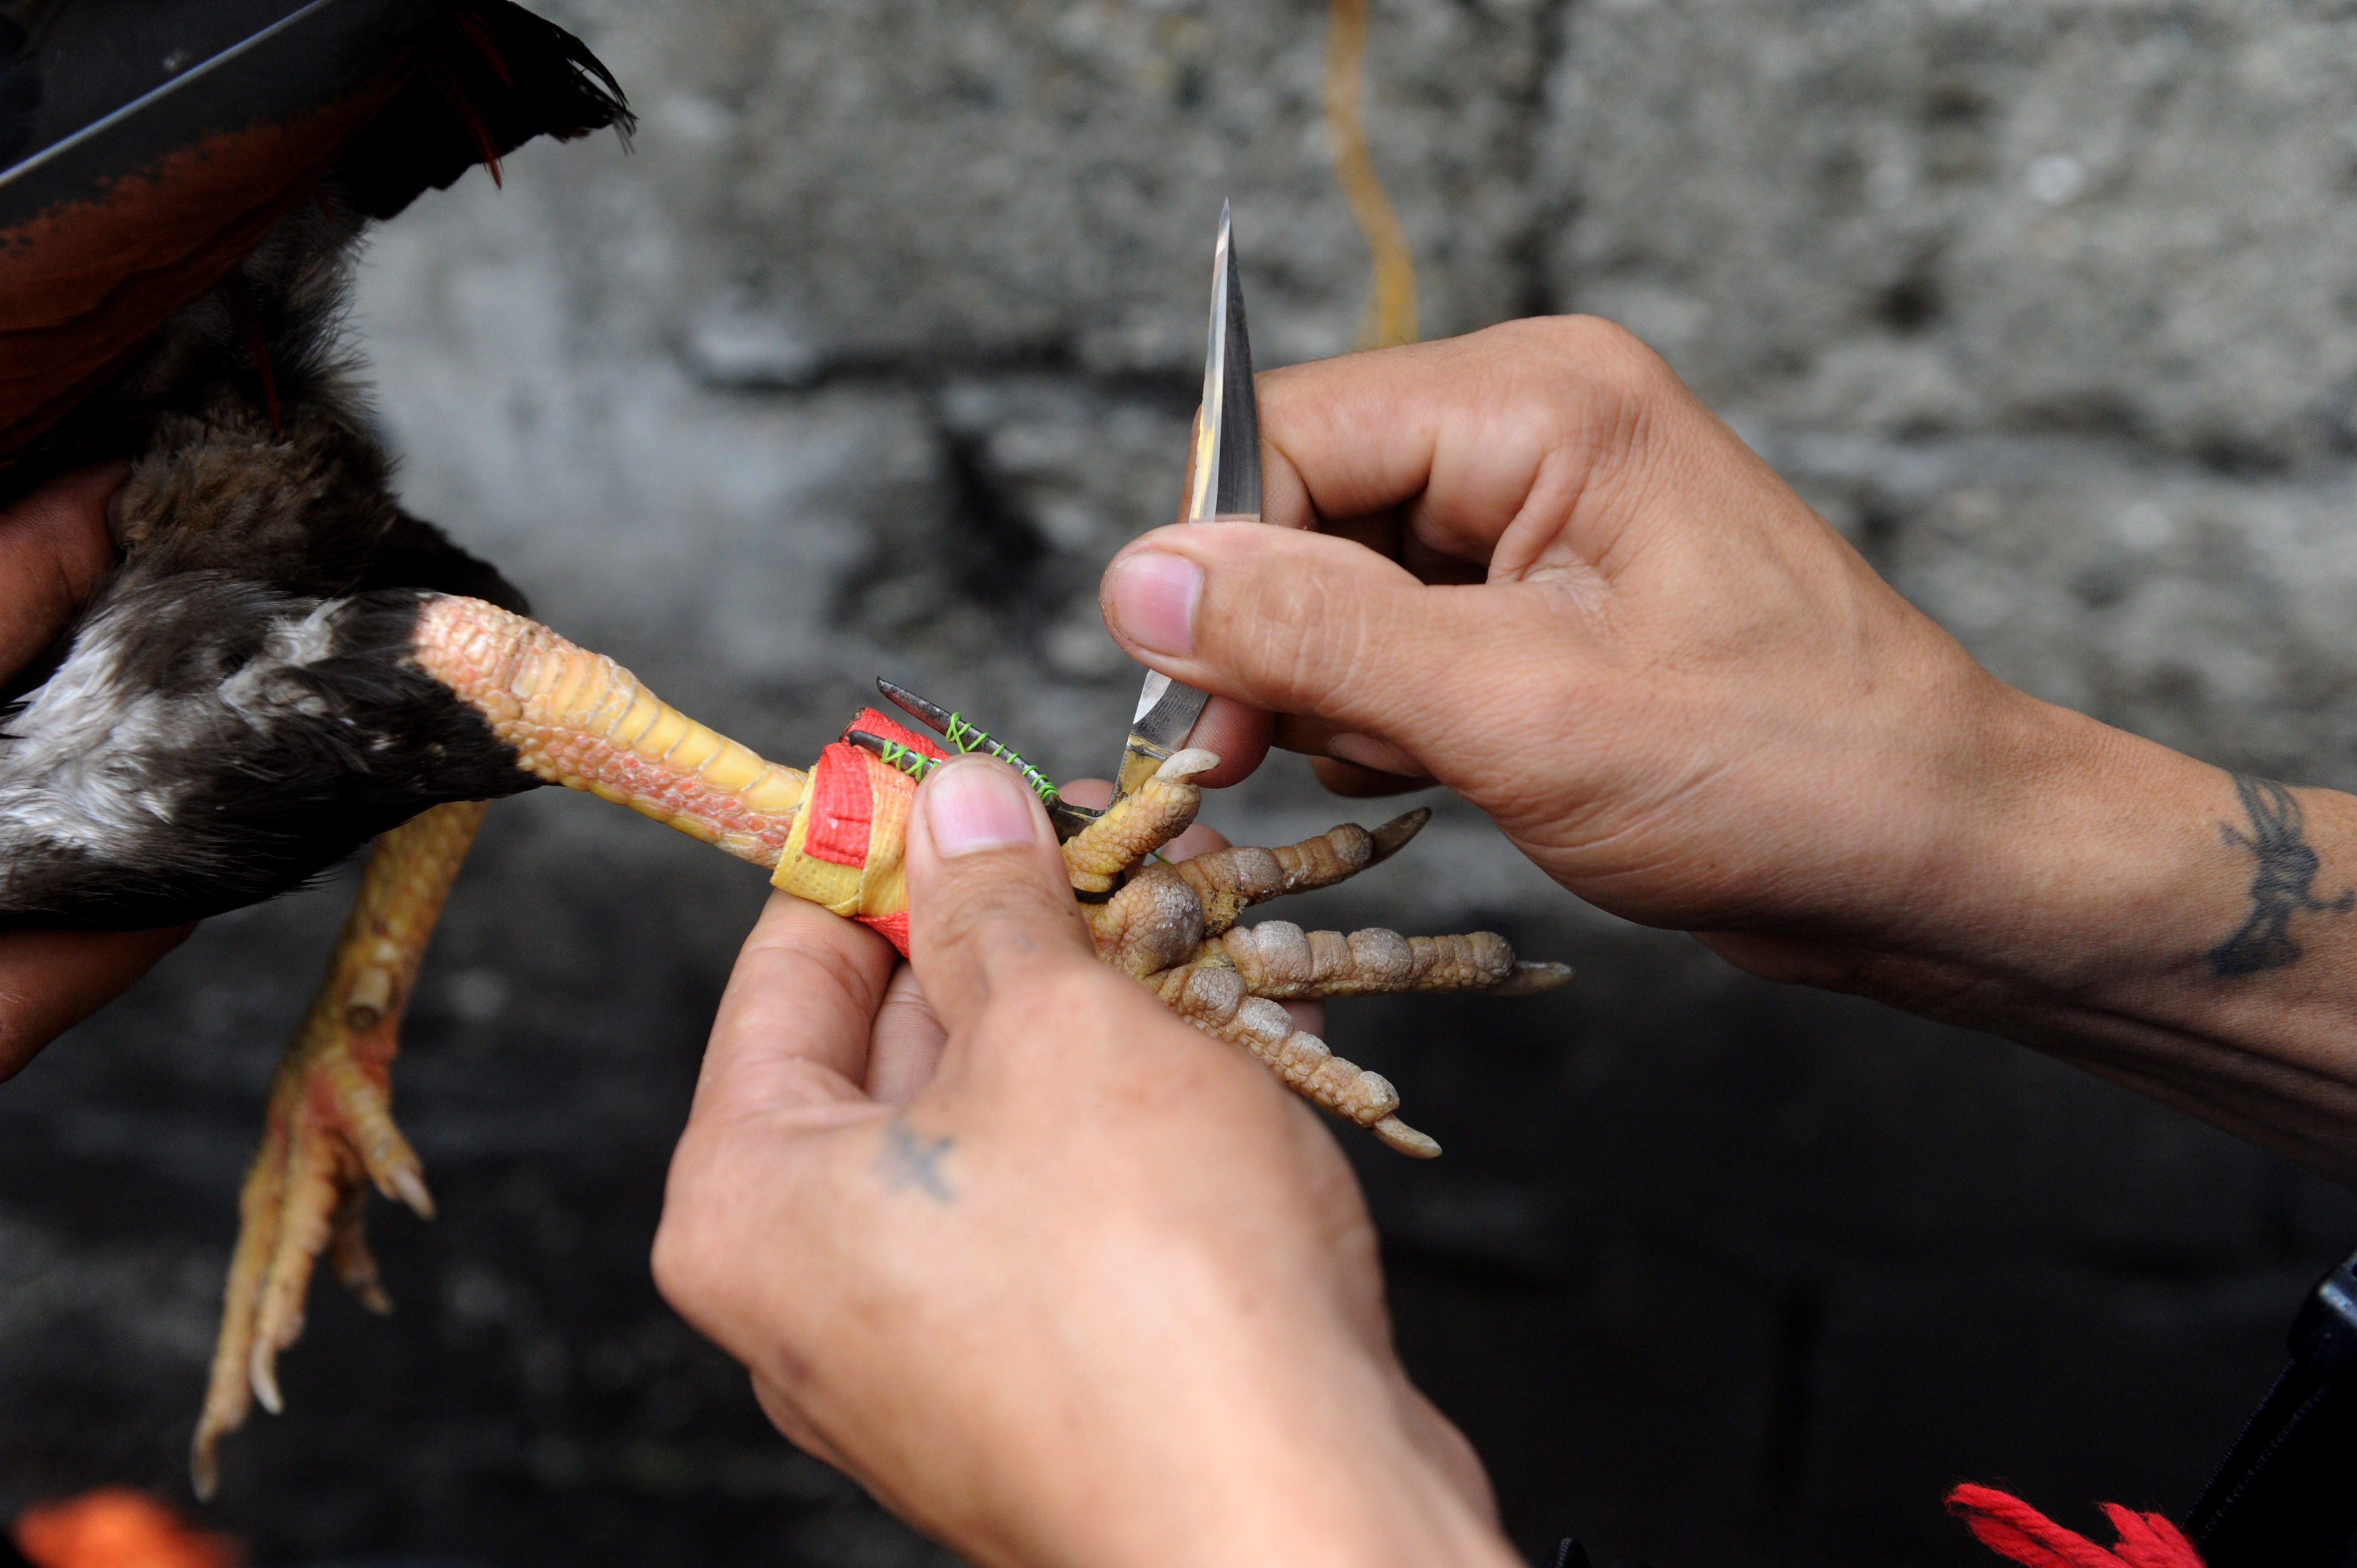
[
  {"xmin": 925, "ymin": 759, "xmax": 1039, "ymax": 857},
  {"xmin": 1103, "ymin": 550, "xmax": 1201, "ymax": 657}
]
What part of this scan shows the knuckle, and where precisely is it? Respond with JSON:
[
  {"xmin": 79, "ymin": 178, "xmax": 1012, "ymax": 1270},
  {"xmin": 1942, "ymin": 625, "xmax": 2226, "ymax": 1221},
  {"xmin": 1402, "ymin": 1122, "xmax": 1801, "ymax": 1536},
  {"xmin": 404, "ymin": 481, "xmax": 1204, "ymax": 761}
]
[
  {"xmin": 1495, "ymin": 314, "xmax": 1679, "ymax": 420},
  {"xmin": 650, "ymin": 1136, "xmax": 775, "ymax": 1319},
  {"xmin": 977, "ymin": 963, "xmax": 1133, "ymax": 1051},
  {"xmin": 1012, "ymin": 963, "xmax": 1119, "ymax": 1018},
  {"xmin": 1478, "ymin": 315, "xmax": 1683, "ymax": 486}
]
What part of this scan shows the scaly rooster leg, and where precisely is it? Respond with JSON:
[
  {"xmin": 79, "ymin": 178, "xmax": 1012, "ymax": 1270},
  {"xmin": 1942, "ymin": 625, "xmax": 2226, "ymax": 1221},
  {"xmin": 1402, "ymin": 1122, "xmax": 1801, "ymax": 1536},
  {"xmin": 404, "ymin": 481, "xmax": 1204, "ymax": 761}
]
[
  {"xmin": 1203, "ymin": 922, "xmax": 1573, "ymax": 999},
  {"xmin": 192, "ymin": 799, "xmax": 485, "ymax": 1499},
  {"xmin": 409, "ymin": 596, "xmax": 808, "ymax": 870},
  {"xmin": 193, "ymin": 600, "xmax": 815, "ymax": 1493}
]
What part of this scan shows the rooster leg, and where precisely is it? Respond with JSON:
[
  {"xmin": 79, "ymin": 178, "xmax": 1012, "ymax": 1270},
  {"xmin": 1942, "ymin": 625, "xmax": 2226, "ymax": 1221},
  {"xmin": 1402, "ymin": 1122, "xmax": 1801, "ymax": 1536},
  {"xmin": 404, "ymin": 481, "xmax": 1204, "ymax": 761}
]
[
  {"xmin": 410, "ymin": 596, "xmax": 806, "ymax": 869},
  {"xmin": 189, "ymin": 599, "xmax": 812, "ymax": 1494},
  {"xmin": 190, "ymin": 799, "xmax": 487, "ymax": 1500}
]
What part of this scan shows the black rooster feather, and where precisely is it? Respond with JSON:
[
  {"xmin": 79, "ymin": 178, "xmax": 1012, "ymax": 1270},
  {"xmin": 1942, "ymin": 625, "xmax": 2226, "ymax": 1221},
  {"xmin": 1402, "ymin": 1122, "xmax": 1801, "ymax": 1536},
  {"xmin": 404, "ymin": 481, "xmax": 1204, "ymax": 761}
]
[
  {"xmin": 0, "ymin": 0, "xmax": 748, "ymax": 1494},
  {"xmin": 0, "ymin": 0, "xmax": 630, "ymax": 929}
]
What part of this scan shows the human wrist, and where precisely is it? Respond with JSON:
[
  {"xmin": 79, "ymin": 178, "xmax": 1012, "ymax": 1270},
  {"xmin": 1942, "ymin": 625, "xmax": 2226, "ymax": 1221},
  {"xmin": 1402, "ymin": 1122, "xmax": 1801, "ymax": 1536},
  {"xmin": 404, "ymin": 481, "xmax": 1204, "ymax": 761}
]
[
  {"xmin": 933, "ymin": 1294, "xmax": 1518, "ymax": 1568},
  {"xmin": 1879, "ymin": 681, "xmax": 2226, "ymax": 1000},
  {"xmin": 1833, "ymin": 677, "xmax": 2357, "ymax": 1171},
  {"xmin": 1030, "ymin": 1382, "xmax": 1516, "ymax": 1568}
]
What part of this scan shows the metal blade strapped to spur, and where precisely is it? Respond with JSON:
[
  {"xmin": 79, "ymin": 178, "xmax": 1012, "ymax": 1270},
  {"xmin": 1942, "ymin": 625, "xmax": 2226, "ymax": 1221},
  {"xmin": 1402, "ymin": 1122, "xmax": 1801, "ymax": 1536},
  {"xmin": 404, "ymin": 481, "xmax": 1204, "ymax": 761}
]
[{"xmin": 1105, "ymin": 200, "xmax": 1263, "ymax": 808}]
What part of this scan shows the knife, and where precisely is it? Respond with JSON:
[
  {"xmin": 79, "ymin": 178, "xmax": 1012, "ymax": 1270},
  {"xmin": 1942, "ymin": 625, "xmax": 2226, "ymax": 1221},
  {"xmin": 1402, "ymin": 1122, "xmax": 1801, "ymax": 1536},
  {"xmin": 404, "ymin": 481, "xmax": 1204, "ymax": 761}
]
[{"xmin": 1106, "ymin": 199, "xmax": 1261, "ymax": 807}]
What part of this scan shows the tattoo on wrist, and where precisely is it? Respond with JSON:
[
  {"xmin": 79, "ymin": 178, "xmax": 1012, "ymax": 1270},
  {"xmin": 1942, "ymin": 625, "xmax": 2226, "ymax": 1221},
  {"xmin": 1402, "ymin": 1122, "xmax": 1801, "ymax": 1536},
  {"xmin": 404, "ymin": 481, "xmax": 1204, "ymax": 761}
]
[
  {"xmin": 875, "ymin": 1115, "xmax": 956, "ymax": 1204},
  {"xmin": 2205, "ymin": 775, "xmax": 2354, "ymax": 977}
]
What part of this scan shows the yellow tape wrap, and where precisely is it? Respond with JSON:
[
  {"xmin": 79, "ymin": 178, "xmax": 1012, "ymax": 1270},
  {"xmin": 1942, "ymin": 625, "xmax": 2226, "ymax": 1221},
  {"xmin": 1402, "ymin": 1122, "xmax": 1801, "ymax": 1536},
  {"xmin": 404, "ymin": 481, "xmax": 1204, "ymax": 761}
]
[
  {"xmin": 767, "ymin": 751, "xmax": 914, "ymax": 922},
  {"xmin": 770, "ymin": 771, "xmax": 862, "ymax": 915}
]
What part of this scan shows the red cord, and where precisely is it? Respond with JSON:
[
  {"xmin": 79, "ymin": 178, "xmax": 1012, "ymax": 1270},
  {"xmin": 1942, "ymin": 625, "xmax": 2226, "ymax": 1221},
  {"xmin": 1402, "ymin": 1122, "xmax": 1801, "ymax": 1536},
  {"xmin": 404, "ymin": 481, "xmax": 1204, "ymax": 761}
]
[{"xmin": 1947, "ymin": 1485, "xmax": 2205, "ymax": 1568}]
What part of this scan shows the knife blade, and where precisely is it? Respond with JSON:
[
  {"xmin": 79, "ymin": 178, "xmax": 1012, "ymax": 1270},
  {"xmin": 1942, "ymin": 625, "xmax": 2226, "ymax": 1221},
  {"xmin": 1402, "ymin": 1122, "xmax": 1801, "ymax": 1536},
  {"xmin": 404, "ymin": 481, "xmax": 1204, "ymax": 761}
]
[{"xmin": 1107, "ymin": 199, "xmax": 1261, "ymax": 805}]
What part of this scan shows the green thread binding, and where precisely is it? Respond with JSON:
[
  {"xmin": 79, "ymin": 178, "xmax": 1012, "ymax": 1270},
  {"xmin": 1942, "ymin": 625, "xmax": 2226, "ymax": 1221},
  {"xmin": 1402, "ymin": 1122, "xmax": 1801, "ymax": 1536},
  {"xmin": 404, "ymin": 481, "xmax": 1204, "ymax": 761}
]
[
  {"xmin": 867, "ymin": 737, "xmax": 937, "ymax": 782},
  {"xmin": 943, "ymin": 713, "xmax": 1061, "ymax": 806}
]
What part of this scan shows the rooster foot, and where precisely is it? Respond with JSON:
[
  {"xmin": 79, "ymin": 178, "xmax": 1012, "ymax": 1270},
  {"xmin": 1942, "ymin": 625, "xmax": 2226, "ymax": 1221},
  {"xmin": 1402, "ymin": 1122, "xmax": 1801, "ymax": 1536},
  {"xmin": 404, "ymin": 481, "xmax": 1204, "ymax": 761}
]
[
  {"xmin": 1067, "ymin": 749, "xmax": 1575, "ymax": 1158},
  {"xmin": 190, "ymin": 801, "xmax": 483, "ymax": 1499}
]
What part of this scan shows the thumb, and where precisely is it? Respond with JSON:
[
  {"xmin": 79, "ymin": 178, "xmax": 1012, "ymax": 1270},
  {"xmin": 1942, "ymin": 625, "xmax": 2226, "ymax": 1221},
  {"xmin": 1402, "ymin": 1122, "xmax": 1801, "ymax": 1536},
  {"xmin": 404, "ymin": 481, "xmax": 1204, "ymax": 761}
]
[
  {"xmin": 1099, "ymin": 523, "xmax": 1573, "ymax": 784},
  {"xmin": 904, "ymin": 756, "xmax": 1100, "ymax": 1031}
]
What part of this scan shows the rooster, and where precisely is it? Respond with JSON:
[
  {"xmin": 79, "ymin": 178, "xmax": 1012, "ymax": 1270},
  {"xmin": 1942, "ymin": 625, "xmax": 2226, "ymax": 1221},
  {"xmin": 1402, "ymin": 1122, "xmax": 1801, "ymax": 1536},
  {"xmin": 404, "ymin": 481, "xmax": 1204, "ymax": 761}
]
[{"xmin": 0, "ymin": 0, "xmax": 1565, "ymax": 1499}]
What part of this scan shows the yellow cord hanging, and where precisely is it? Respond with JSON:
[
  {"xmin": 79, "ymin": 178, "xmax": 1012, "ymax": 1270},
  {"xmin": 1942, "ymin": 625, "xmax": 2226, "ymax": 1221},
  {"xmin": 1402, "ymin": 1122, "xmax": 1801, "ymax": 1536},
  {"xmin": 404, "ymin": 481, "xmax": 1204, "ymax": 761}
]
[{"xmin": 1324, "ymin": 0, "xmax": 1418, "ymax": 349}]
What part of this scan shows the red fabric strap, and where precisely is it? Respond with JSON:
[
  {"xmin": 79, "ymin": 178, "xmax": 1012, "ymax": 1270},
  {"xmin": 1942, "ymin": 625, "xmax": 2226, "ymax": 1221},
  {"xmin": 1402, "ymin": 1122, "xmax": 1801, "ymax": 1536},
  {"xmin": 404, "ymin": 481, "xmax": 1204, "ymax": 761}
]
[
  {"xmin": 803, "ymin": 708, "xmax": 947, "ymax": 869},
  {"xmin": 1947, "ymin": 1485, "xmax": 2205, "ymax": 1568},
  {"xmin": 844, "ymin": 706, "xmax": 946, "ymax": 762},
  {"xmin": 802, "ymin": 743, "xmax": 873, "ymax": 867},
  {"xmin": 858, "ymin": 911, "xmax": 912, "ymax": 956}
]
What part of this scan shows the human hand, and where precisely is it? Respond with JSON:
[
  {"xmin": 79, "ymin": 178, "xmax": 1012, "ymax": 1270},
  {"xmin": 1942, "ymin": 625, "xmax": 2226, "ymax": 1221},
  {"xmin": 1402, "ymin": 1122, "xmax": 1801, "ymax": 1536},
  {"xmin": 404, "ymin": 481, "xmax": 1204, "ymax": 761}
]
[
  {"xmin": 653, "ymin": 757, "xmax": 1516, "ymax": 1568},
  {"xmin": 0, "ymin": 465, "xmax": 193, "ymax": 1080},
  {"xmin": 1102, "ymin": 317, "xmax": 2357, "ymax": 1176},
  {"xmin": 1107, "ymin": 317, "xmax": 2190, "ymax": 990}
]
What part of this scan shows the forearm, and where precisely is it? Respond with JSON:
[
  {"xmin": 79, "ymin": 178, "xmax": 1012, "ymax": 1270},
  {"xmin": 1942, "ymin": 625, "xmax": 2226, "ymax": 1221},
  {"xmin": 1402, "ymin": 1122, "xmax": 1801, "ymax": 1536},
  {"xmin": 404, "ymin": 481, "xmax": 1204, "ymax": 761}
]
[{"xmin": 1798, "ymin": 692, "xmax": 2357, "ymax": 1180}]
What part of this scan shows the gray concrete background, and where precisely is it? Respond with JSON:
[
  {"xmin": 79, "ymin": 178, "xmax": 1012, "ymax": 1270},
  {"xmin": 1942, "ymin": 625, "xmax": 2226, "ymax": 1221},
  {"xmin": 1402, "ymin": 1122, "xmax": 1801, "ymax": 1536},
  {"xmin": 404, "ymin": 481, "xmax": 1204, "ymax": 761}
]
[{"xmin": 8, "ymin": 2, "xmax": 2357, "ymax": 1564}]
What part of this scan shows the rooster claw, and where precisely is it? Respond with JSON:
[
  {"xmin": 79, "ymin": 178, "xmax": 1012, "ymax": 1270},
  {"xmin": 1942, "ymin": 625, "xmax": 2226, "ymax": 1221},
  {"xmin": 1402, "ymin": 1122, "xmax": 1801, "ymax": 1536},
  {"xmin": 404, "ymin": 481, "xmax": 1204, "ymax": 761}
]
[{"xmin": 190, "ymin": 801, "xmax": 479, "ymax": 1499}]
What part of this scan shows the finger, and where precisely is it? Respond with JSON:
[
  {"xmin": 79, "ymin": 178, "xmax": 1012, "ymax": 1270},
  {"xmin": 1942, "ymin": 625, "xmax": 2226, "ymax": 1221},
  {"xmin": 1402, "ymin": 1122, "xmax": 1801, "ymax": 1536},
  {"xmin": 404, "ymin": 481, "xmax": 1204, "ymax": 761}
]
[
  {"xmin": 1058, "ymin": 776, "xmax": 1113, "ymax": 811},
  {"xmin": 865, "ymin": 965, "xmax": 948, "ymax": 1105},
  {"xmin": 1255, "ymin": 320, "xmax": 1654, "ymax": 569},
  {"xmin": 1326, "ymin": 734, "xmax": 1428, "ymax": 779},
  {"xmin": 905, "ymin": 756, "xmax": 1099, "ymax": 1030},
  {"xmin": 1281, "ymin": 998, "xmax": 1326, "ymax": 1038},
  {"xmin": 1099, "ymin": 524, "xmax": 1570, "ymax": 789},
  {"xmin": 1307, "ymin": 755, "xmax": 1434, "ymax": 799},
  {"xmin": 1067, "ymin": 694, "xmax": 1268, "ymax": 793},
  {"xmin": 1269, "ymin": 715, "xmax": 1435, "ymax": 789},
  {"xmin": 1163, "ymin": 818, "xmax": 1230, "ymax": 861},
  {"xmin": 1176, "ymin": 694, "xmax": 1269, "ymax": 788},
  {"xmin": 692, "ymin": 892, "xmax": 899, "ymax": 1123},
  {"xmin": 0, "ymin": 462, "xmax": 126, "ymax": 678},
  {"xmin": 0, "ymin": 924, "xmax": 192, "ymax": 1080}
]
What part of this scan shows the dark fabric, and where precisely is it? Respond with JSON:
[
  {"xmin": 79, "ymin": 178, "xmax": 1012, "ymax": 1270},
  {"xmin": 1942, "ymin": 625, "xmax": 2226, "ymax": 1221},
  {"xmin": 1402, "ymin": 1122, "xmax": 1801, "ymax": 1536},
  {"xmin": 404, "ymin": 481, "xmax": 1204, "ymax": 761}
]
[
  {"xmin": 1544, "ymin": 1542, "xmax": 1652, "ymax": 1568},
  {"xmin": 2187, "ymin": 1244, "xmax": 2357, "ymax": 1568},
  {"xmin": 0, "ymin": 15, "xmax": 37, "ymax": 167},
  {"xmin": 0, "ymin": 0, "xmax": 627, "ymax": 463}
]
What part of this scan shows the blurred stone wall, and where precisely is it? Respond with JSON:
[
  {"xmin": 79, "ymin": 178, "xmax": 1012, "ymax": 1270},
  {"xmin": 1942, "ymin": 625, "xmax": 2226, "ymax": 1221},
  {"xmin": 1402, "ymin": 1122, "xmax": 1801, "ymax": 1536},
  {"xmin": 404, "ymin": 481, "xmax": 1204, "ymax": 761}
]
[{"xmin": 8, "ymin": 1, "xmax": 2357, "ymax": 1565}]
